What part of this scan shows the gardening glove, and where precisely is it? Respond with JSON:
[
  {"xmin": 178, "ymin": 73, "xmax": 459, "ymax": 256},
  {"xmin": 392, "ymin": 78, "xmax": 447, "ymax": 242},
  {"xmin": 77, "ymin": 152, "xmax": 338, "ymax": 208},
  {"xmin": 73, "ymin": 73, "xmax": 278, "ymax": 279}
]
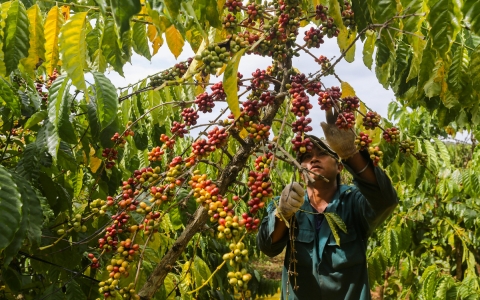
[
  {"xmin": 275, "ymin": 182, "xmax": 305, "ymax": 220},
  {"xmin": 320, "ymin": 108, "xmax": 358, "ymax": 160}
]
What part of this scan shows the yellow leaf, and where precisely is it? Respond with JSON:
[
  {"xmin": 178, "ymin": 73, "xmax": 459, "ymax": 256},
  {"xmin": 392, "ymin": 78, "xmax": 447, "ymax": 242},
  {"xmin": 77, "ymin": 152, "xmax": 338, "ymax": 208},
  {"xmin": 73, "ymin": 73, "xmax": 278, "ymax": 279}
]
[
  {"xmin": 341, "ymin": 81, "xmax": 356, "ymax": 97},
  {"xmin": 89, "ymin": 148, "xmax": 102, "ymax": 173},
  {"xmin": 61, "ymin": 5, "xmax": 70, "ymax": 21},
  {"xmin": 165, "ymin": 25, "xmax": 184, "ymax": 59},
  {"xmin": 216, "ymin": 64, "xmax": 227, "ymax": 76},
  {"xmin": 355, "ymin": 102, "xmax": 366, "ymax": 129},
  {"xmin": 362, "ymin": 29, "xmax": 375, "ymax": 69},
  {"xmin": 224, "ymin": 48, "xmax": 246, "ymax": 118},
  {"xmin": 147, "ymin": 24, "xmax": 163, "ymax": 55},
  {"xmin": 20, "ymin": 4, "xmax": 46, "ymax": 76},
  {"xmin": 44, "ymin": 6, "xmax": 64, "ymax": 76},
  {"xmin": 59, "ymin": 11, "xmax": 88, "ymax": 91},
  {"xmin": 337, "ymin": 27, "xmax": 356, "ymax": 63},
  {"xmin": 184, "ymin": 39, "xmax": 207, "ymax": 80}
]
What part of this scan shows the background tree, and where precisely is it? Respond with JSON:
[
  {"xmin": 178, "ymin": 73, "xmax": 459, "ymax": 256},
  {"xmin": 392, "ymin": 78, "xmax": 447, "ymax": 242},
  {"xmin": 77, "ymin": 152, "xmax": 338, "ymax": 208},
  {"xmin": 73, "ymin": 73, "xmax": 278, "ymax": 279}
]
[{"xmin": 0, "ymin": 0, "xmax": 479, "ymax": 300}]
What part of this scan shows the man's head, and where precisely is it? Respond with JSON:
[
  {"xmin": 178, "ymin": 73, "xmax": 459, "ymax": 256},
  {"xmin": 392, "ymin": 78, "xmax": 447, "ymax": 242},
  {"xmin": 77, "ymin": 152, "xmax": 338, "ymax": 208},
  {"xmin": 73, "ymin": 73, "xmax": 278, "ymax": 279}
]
[{"xmin": 297, "ymin": 135, "xmax": 342, "ymax": 185}]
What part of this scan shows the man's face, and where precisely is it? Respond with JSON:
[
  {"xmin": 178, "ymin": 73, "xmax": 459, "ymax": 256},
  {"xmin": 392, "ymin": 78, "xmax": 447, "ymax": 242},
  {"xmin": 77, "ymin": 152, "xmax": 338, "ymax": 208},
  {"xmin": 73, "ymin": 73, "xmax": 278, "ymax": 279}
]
[{"xmin": 299, "ymin": 147, "xmax": 342, "ymax": 182}]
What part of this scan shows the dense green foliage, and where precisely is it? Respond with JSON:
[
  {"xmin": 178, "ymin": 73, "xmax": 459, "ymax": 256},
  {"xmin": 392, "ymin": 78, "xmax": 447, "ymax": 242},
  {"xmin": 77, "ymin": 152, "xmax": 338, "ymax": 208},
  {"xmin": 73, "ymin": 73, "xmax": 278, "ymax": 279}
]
[{"xmin": 0, "ymin": 0, "xmax": 479, "ymax": 300}]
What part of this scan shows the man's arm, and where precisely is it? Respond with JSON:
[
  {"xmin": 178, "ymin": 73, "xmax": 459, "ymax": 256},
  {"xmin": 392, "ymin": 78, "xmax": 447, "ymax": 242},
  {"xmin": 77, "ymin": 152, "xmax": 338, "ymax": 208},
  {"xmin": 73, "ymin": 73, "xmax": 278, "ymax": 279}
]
[{"xmin": 256, "ymin": 202, "xmax": 290, "ymax": 257}]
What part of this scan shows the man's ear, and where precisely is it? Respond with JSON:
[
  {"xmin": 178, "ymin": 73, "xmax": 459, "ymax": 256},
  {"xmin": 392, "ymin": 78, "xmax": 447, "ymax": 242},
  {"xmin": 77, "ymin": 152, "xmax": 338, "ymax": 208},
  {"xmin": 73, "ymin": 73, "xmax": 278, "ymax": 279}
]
[{"xmin": 337, "ymin": 161, "xmax": 344, "ymax": 173}]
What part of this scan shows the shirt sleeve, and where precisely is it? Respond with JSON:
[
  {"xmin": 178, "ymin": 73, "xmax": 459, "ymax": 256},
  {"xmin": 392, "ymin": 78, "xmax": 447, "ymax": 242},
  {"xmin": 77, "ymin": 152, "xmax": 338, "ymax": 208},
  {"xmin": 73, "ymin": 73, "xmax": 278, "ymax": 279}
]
[
  {"xmin": 343, "ymin": 152, "xmax": 399, "ymax": 237},
  {"xmin": 256, "ymin": 199, "xmax": 289, "ymax": 257}
]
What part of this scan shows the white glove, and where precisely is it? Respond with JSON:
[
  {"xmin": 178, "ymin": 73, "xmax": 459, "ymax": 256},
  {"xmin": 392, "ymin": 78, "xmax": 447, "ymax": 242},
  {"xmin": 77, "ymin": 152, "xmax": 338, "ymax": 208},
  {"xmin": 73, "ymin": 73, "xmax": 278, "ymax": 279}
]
[
  {"xmin": 275, "ymin": 182, "xmax": 305, "ymax": 220},
  {"xmin": 320, "ymin": 108, "xmax": 358, "ymax": 159}
]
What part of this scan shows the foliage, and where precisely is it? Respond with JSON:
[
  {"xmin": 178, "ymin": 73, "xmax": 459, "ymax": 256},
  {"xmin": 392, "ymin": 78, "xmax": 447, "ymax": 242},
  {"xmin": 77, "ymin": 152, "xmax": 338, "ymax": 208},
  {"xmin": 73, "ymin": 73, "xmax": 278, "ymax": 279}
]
[{"xmin": 0, "ymin": 0, "xmax": 479, "ymax": 300}]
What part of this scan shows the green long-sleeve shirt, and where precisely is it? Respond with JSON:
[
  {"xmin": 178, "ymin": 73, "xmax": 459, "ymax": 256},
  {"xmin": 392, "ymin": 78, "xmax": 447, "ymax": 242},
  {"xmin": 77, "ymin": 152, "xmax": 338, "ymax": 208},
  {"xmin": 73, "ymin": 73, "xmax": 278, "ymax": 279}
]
[{"xmin": 256, "ymin": 165, "xmax": 398, "ymax": 300}]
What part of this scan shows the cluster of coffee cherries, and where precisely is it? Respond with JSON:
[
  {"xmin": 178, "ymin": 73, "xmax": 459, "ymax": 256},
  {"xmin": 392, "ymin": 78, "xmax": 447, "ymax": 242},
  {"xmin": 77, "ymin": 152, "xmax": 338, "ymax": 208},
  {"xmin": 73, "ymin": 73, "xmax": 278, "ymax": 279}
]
[
  {"xmin": 399, "ymin": 139, "xmax": 415, "ymax": 155},
  {"xmin": 111, "ymin": 126, "xmax": 135, "ymax": 147},
  {"xmin": 226, "ymin": 257, "xmax": 252, "ymax": 291},
  {"xmin": 306, "ymin": 81, "xmax": 322, "ymax": 96},
  {"xmin": 368, "ymin": 146, "xmax": 383, "ymax": 166},
  {"xmin": 341, "ymin": 96, "xmax": 360, "ymax": 112},
  {"xmin": 230, "ymin": 32, "xmax": 257, "ymax": 54},
  {"xmin": 149, "ymin": 59, "xmax": 192, "ymax": 87},
  {"xmin": 189, "ymin": 171, "xmax": 220, "ymax": 204},
  {"xmin": 246, "ymin": 154, "xmax": 274, "ymax": 214},
  {"xmin": 355, "ymin": 132, "xmax": 372, "ymax": 151},
  {"xmin": 195, "ymin": 44, "xmax": 230, "ymax": 75},
  {"xmin": 102, "ymin": 148, "xmax": 118, "ymax": 169},
  {"xmin": 207, "ymin": 126, "xmax": 229, "ymax": 149},
  {"xmin": 211, "ymin": 81, "xmax": 227, "ymax": 101},
  {"xmin": 303, "ymin": 27, "xmax": 324, "ymax": 48},
  {"xmin": 192, "ymin": 139, "xmax": 216, "ymax": 157},
  {"xmin": 55, "ymin": 214, "xmax": 87, "ymax": 236},
  {"xmin": 223, "ymin": 13, "xmax": 238, "ymax": 31},
  {"xmin": 250, "ymin": 69, "xmax": 270, "ymax": 92},
  {"xmin": 335, "ymin": 111, "xmax": 356, "ymax": 130},
  {"xmin": 288, "ymin": 74, "xmax": 314, "ymax": 154},
  {"xmin": 321, "ymin": 17, "xmax": 339, "ymax": 38},
  {"xmin": 97, "ymin": 239, "xmax": 140, "ymax": 298},
  {"xmin": 225, "ymin": 0, "xmax": 243, "ymax": 12},
  {"xmin": 317, "ymin": 55, "xmax": 335, "ymax": 75},
  {"xmin": 171, "ymin": 121, "xmax": 189, "ymax": 138},
  {"xmin": 318, "ymin": 86, "xmax": 341, "ymax": 110},
  {"xmin": 160, "ymin": 134, "xmax": 175, "ymax": 149},
  {"xmin": 363, "ymin": 111, "xmax": 381, "ymax": 130},
  {"xmin": 181, "ymin": 107, "xmax": 200, "ymax": 126},
  {"xmin": 245, "ymin": 2, "xmax": 264, "ymax": 26},
  {"xmin": 147, "ymin": 146, "xmax": 164, "ymax": 162},
  {"xmin": 383, "ymin": 127, "xmax": 399, "ymax": 144},
  {"xmin": 35, "ymin": 69, "xmax": 60, "ymax": 104},
  {"xmin": 98, "ymin": 212, "xmax": 131, "ymax": 252},
  {"xmin": 247, "ymin": 123, "xmax": 271, "ymax": 142},
  {"xmin": 195, "ymin": 92, "xmax": 215, "ymax": 113},
  {"xmin": 315, "ymin": 4, "xmax": 329, "ymax": 21},
  {"xmin": 292, "ymin": 116, "xmax": 313, "ymax": 134},
  {"xmin": 342, "ymin": 1, "xmax": 356, "ymax": 30}
]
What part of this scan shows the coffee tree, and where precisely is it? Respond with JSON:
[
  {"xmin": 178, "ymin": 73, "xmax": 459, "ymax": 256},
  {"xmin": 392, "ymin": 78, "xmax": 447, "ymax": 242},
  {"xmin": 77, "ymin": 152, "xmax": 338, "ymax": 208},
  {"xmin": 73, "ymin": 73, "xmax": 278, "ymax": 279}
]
[{"xmin": 0, "ymin": 0, "xmax": 480, "ymax": 299}]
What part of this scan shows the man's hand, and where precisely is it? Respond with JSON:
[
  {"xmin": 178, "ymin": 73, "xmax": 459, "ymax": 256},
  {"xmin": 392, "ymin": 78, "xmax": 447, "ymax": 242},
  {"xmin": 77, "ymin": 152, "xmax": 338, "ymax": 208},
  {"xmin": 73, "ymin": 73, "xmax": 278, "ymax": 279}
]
[
  {"xmin": 320, "ymin": 108, "xmax": 358, "ymax": 160},
  {"xmin": 275, "ymin": 182, "xmax": 305, "ymax": 220}
]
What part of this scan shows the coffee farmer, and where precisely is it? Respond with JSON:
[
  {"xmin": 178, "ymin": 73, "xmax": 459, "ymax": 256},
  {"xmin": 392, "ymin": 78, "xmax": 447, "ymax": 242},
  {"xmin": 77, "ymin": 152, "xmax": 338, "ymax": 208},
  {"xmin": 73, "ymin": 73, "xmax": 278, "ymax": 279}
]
[{"xmin": 257, "ymin": 109, "xmax": 398, "ymax": 299}]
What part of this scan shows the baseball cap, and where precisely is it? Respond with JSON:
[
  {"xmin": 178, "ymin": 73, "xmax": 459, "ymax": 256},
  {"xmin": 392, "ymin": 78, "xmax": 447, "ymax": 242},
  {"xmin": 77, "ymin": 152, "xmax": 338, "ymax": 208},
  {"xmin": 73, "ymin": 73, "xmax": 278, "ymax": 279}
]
[{"xmin": 297, "ymin": 134, "xmax": 339, "ymax": 162}]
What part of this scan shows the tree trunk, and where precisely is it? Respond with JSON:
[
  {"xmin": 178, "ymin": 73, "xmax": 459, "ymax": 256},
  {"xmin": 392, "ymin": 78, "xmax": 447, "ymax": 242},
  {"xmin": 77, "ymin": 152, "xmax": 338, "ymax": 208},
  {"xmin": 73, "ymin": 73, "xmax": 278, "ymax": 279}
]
[{"xmin": 456, "ymin": 237, "xmax": 463, "ymax": 281}]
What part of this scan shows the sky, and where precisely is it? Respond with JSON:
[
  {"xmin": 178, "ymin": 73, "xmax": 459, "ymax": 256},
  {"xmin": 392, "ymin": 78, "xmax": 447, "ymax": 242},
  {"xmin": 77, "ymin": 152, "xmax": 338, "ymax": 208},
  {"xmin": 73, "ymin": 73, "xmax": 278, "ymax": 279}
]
[{"xmin": 106, "ymin": 31, "xmax": 396, "ymax": 139}]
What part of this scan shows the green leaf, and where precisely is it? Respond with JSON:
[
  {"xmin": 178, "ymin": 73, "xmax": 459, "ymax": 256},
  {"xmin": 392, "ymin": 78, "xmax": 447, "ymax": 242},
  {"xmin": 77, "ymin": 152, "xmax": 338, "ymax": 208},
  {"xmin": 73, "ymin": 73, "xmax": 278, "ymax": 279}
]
[
  {"xmin": 111, "ymin": 0, "xmax": 141, "ymax": 35},
  {"xmin": 375, "ymin": 39, "xmax": 390, "ymax": 67},
  {"xmin": 205, "ymin": 0, "xmax": 222, "ymax": 29},
  {"xmin": 66, "ymin": 280, "xmax": 87, "ymax": 300},
  {"xmin": 164, "ymin": 0, "xmax": 181, "ymax": 19},
  {"xmin": 224, "ymin": 48, "xmax": 246, "ymax": 118},
  {"xmin": 0, "ymin": 77, "xmax": 21, "ymax": 116},
  {"xmin": 24, "ymin": 110, "xmax": 47, "ymax": 129},
  {"xmin": 400, "ymin": 0, "xmax": 425, "ymax": 34},
  {"xmin": 48, "ymin": 74, "xmax": 77, "ymax": 144},
  {"xmin": 92, "ymin": 72, "xmax": 118, "ymax": 130},
  {"xmin": 427, "ymin": 0, "xmax": 462, "ymax": 59},
  {"xmin": 132, "ymin": 22, "xmax": 152, "ymax": 60},
  {"xmin": 0, "ymin": 165, "xmax": 22, "ymax": 251},
  {"xmin": 362, "ymin": 30, "xmax": 375, "ymax": 69},
  {"xmin": 447, "ymin": 44, "xmax": 470, "ymax": 95},
  {"xmin": 416, "ymin": 41, "xmax": 436, "ymax": 97},
  {"xmin": 102, "ymin": 16, "xmax": 126, "ymax": 76},
  {"xmin": 368, "ymin": 0, "xmax": 397, "ymax": 24},
  {"xmin": 433, "ymin": 138, "xmax": 450, "ymax": 167},
  {"xmin": 149, "ymin": 89, "xmax": 162, "ymax": 124},
  {"xmin": 406, "ymin": 37, "xmax": 426, "ymax": 82},
  {"xmin": 469, "ymin": 45, "xmax": 480, "ymax": 97},
  {"xmin": 192, "ymin": 256, "xmax": 212, "ymax": 288},
  {"xmin": 3, "ymin": 0, "xmax": 30, "ymax": 75},
  {"xmin": 351, "ymin": 0, "xmax": 372, "ymax": 32},
  {"xmin": 20, "ymin": 4, "xmax": 45, "ymax": 76},
  {"xmin": 464, "ymin": 0, "xmax": 480, "ymax": 37},
  {"xmin": 423, "ymin": 140, "xmax": 438, "ymax": 171},
  {"xmin": 73, "ymin": 168, "xmax": 83, "ymax": 198},
  {"xmin": 43, "ymin": 6, "xmax": 63, "ymax": 75},
  {"xmin": 59, "ymin": 11, "xmax": 88, "ymax": 92},
  {"xmin": 421, "ymin": 265, "xmax": 439, "ymax": 300},
  {"xmin": 4, "ymin": 173, "xmax": 43, "ymax": 265}
]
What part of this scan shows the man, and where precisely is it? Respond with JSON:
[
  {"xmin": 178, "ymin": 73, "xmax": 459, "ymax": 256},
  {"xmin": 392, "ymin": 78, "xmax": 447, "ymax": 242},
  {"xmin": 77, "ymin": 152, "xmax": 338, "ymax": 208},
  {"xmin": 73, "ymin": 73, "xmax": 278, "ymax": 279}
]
[{"xmin": 257, "ymin": 110, "xmax": 398, "ymax": 299}]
